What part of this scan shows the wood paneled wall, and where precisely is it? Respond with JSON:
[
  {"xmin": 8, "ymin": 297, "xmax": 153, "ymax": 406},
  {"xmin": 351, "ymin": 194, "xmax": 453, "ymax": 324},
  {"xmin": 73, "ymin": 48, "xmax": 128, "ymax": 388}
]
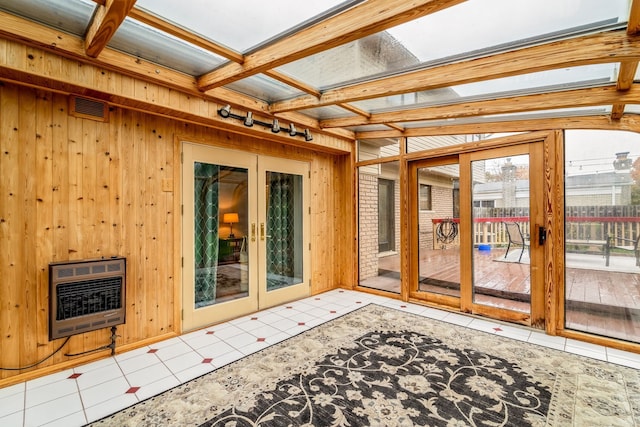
[{"xmin": 0, "ymin": 82, "xmax": 353, "ymax": 385}]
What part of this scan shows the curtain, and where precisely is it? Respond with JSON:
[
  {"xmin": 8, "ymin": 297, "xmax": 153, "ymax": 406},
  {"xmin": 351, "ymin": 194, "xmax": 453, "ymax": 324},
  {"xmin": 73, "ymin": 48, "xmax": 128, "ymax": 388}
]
[
  {"xmin": 194, "ymin": 162, "xmax": 219, "ymax": 307},
  {"xmin": 266, "ymin": 172, "xmax": 295, "ymax": 287}
]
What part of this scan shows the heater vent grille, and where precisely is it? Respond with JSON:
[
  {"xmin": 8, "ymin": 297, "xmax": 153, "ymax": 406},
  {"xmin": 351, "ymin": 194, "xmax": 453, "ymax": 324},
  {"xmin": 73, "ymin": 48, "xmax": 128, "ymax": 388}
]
[
  {"xmin": 49, "ymin": 257, "xmax": 126, "ymax": 340},
  {"xmin": 69, "ymin": 96, "xmax": 108, "ymax": 122},
  {"xmin": 56, "ymin": 277, "xmax": 123, "ymax": 321}
]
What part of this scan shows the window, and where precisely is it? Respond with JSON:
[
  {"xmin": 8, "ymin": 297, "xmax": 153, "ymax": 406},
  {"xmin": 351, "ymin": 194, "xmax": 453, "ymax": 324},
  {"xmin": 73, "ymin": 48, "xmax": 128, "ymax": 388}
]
[
  {"xmin": 473, "ymin": 200, "xmax": 495, "ymax": 208},
  {"xmin": 419, "ymin": 184, "xmax": 432, "ymax": 210}
]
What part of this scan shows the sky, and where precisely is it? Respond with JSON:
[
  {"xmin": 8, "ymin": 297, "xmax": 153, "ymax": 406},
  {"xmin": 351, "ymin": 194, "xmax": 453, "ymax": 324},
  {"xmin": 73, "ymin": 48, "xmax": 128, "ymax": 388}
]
[
  {"xmin": 481, "ymin": 130, "xmax": 640, "ymax": 177},
  {"xmin": 387, "ymin": 0, "xmax": 630, "ymax": 63},
  {"xmin": 564, "ymin": 130, "xmax": 640, "ymax": 175}
]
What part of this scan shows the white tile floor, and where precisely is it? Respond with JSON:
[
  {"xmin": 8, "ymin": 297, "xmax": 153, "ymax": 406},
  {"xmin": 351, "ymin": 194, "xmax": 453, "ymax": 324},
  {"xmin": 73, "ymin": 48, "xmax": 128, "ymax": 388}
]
[{"xmin": 2, "ymin": 289, "xmax": 640, "ymax": 427}]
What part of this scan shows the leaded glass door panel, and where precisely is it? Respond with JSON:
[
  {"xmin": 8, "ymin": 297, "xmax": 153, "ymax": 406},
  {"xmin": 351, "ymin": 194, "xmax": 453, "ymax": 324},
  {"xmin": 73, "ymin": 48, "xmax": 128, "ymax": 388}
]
[
  {"xmin": 258, "ymin": 156, "xmax": 310, "ymax": 308},
  {"xmin": 182, "ymin": 143, "xmax": 258, "ymax": 331},
  {"xmin": 182, "ymin": 144, "xmax": 310, "ymax": 331}
]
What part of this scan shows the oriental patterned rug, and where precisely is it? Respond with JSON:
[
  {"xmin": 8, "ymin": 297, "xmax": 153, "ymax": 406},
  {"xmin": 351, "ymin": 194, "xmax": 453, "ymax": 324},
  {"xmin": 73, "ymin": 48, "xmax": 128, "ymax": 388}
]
[{"xmin": 91, "ymin": 304, "xmax": 640, "ymax": 426}]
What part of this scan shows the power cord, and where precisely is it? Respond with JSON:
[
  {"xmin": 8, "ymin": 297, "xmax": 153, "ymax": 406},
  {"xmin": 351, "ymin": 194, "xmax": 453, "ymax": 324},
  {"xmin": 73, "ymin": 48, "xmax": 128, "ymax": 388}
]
[
  {"xmin": 0, "ymin": 326, "xmax": 119, "ymax": 371},
  {"xmin": 0, "ymin": 336, "xmax": 70, "ymax": 371}
]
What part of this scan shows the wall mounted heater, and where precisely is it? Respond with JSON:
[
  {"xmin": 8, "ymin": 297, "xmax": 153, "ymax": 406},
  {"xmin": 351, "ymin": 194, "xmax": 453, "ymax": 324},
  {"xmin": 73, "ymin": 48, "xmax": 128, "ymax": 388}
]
[{"xmin": 49, "ymin": 257, "xmax": 126, "ymax": 341}]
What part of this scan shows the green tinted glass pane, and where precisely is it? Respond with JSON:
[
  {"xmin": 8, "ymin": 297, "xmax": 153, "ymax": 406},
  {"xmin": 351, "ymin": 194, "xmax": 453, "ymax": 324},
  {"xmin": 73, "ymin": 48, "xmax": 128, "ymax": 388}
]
[
  {"xmin": 194, "ymin": 163, "xmax": 249, "ymax": 307},
  {"xmin": 266, "ymin": 172, "xmax": 303, "ymax": 291}
]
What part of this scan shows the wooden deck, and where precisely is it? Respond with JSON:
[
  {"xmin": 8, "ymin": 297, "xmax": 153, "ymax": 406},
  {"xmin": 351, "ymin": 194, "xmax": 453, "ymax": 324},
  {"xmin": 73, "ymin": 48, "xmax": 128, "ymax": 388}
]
[{"xmin": 362, "ymin": 247, "xmax": 640, "ymax": 343}]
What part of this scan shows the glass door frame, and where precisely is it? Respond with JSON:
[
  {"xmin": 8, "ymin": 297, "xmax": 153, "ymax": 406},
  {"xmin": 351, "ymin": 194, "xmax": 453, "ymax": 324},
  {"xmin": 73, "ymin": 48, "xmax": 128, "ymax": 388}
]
[
  {"xmin": 182, "ymin": 143, "xmax": 259, "ymax": 331},
  {"xmin": 460, "ymin": 142, "xmax": 545, "ymax": 327},
  {"xmin": 408, "ymin": 155, "xmax": 462, "ymax": 309},
  {"xmin": 408, "ymin": 137, "xmax": 547, "ymax": 328},
  {"xmin": 181, "ymin": 143, "xmax": 310, "ymax": 332},
  {"xmin": 257, "ymin": 155, "xmax": 311, "ymax": 309}
]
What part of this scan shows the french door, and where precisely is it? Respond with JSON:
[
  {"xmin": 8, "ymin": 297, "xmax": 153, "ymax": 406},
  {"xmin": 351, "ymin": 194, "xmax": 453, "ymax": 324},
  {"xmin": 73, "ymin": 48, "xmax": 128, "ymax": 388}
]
[
  {"xmin": 182, "ymin": 143, "xmax": 310, "ymax": 331},
  {"xmin": 410, "ymin": 141, "xmax": 545, "ymax": 327}
]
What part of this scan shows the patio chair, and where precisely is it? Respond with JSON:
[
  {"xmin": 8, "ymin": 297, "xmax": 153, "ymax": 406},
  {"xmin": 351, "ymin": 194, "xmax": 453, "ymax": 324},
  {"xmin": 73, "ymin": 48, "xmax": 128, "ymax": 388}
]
[
  {"xmin": 607, "ymin": 234, "xmax": 640, "ymax": 267},
  {"xmin": 503, "ymin": 221, "xmax": 529, "ymax": 263}
]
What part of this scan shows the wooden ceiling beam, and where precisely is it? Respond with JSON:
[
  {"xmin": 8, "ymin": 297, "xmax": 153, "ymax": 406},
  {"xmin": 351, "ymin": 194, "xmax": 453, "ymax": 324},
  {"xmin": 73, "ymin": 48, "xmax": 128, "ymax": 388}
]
[
  {"xmin": 628, "ymin": 0, "xmax": 640, "ymax": 35},
  {"xmin": 611, "ymin": 0, "xmax": 640, "ymax": 120},
  {"xmin": 320, "ymin": 86, "xmax": 640, "ymax": 128},
  {"xmin": 0, "ymin": 11, "xmax": 354, "ymax": 140},
  {"xmin": 85, "ymin": 0, "xmax": 137, "ymax": 58},
  {"xmin": 0, "ymin": 38, "xmax": 354, "ymax": 151},
  {"xmin": 617, "ymin": 61, "xmax": 639, "ymax": 91},
  {"xmin": 271, "ymin": 31, "xmax": 640, "ymax": 114},
  {"xmin": 385, "ymin": 123, "xmax": 405, "ymax": 132},
  {"xmin": 355, "ymin": 115, "xmax": 640, "ymax": 139},
  {"xmin": 263, "ymin": 70, "xmax": 321, "ymax": 97},
  {"xmin": 0, "ymin": 11, "xmax": 269, "ymax": 110},
  {"xmin": 335, "ymin": 102, "xmax": 407, "ymax": 132},
  {"xmin": 338, "ymin": 103, "xmax": 371, "ymax": 118},
  {"xmin": 197, "ymin": 0, "xmax": 465, "ymax": 92},
  {"xmin": 611, "ymin": 61, "xmax": 638, "ymax": 119}
]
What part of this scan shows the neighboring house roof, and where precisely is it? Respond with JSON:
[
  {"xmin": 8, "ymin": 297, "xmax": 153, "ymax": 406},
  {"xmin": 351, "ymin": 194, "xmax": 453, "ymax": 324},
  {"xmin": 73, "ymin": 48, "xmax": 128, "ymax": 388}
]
[{"xmin": 473, "ymin": 171, "xmax": 633, "ymax": 197}]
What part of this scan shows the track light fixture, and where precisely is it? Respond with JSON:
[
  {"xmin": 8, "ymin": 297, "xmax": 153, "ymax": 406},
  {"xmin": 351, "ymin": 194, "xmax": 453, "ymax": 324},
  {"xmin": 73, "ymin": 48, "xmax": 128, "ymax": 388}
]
[
  {"xmin": 216, "ymin": 105, "xmax": 312, "ymax": 141},
  {"xmin": 219, "ymin": 104, "xmax": 231, "ymax": 118},
  {"xmin": 304, "ymin": 128, "xmax": 313, "ymax": 141},
  {"xmin": 244, "ymin": 112, "xmax": 253, "ymax": 127}
]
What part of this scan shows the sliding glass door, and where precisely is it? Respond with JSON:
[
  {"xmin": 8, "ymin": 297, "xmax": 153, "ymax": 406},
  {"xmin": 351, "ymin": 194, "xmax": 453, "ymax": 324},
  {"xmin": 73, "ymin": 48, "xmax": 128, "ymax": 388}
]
[
  {"xmin": 463, "ymin": 143, "xmax": 545, "ymax": 326},
  {"xmin": 409, "ymin": 157, "xmax": 461, "ymax": 306},
  {"xmin": 410, "ymin": 140, "xmax": 546, "ymax": 327},
  {"xmin": 182, "ymin": 143, "xmax": 309, "ymax": 331}
]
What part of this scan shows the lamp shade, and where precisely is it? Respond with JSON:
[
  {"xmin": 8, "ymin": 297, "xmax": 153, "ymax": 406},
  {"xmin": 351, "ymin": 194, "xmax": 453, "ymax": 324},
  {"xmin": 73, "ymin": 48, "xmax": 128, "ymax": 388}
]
[{"xmin": 223, "ymin": 212, "xmax": 239, "ymax": 224}]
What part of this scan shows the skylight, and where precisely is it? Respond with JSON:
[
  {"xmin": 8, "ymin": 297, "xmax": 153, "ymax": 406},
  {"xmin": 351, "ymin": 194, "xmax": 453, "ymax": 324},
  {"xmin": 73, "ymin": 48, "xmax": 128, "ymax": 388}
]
[
  {"xmin": 278, "ymin": 0, "xmax": 629, "ymax": 90},
  {"xmin": 348, "ymin": 64, "xmax": 619, "ymax": 115},
  {"xmin": 134, "ymin": 0, "xmax": 363, "ymax": 53}
]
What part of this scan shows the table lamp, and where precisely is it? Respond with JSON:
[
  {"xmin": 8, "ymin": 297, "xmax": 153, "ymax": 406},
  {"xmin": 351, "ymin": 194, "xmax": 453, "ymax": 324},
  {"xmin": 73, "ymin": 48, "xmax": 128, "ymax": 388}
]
[{"xmin": 223, "ymin": 212, "xmax": 239, "ymax": 238}]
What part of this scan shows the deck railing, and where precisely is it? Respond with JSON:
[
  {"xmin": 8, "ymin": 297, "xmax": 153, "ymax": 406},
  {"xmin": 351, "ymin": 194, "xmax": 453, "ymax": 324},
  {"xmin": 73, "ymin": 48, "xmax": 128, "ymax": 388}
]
[{"xmin": 433, "ymin": 215, "xmax": 640, "ymax": 248}]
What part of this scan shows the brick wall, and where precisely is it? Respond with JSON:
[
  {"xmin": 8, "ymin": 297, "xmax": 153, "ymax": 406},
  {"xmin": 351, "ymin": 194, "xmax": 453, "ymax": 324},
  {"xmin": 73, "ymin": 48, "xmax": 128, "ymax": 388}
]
[
  {"xmin": 358, "ymin": 173, "xmax": 379, "ymax": 280},
  {"xmin": 419, "ymin": 185, "xmax": 456, "ymax": 249}
]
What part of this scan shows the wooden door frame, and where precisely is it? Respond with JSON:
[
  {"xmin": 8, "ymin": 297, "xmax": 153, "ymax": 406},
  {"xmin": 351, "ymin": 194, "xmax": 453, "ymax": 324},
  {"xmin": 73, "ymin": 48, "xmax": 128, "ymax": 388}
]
[
  {"xmin": 181, "ymin": 144, "xmax": 311, "ymax": 331},
  {"xmin": 181, "ymin": 142, "xmax": 259, "ymax": 332},
  {"xmin": 460, "ymin": 142, "xmax": 545, "ymax": 327},
  {"xmin": 407, "ymin": 155, "xmax": 461, "ymax": 309},
  {"xmin": 257, "ymin": 155, "xmax": 311, "ymax": 308},
  {"xmin": 406, "ymin": 132, "xmax": 555, "ymax": 328}
]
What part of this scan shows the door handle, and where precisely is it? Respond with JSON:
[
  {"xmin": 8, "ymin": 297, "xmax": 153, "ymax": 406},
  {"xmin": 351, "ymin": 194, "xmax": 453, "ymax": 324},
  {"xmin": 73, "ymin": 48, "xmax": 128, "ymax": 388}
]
[
  {"xmin": 260, "ymin": 223, "xmax": 271, "ymax": 240},
  {"xmin": 538, "ymin": 226, "xmax": 546, "ymax": 246},
  {"xmin": 251, "ymin": 223, "xmax": 256, "ymax": 242}
]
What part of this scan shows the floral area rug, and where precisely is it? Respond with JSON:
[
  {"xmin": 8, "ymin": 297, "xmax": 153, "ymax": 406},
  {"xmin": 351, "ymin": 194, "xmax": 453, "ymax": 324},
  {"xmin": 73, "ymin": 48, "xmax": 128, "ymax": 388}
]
[{"xmin": 92, "ymin": 304, "xmax": 640, "ymax": 426}]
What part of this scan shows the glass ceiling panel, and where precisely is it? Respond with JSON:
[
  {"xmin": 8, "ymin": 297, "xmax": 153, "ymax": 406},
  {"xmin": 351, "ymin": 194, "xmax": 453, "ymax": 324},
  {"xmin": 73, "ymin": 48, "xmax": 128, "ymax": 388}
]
[
  {"xmin": 0, "ymin": 0, "xmax": 96, "ymax": 37},
  {"xmin": 400, "ymin": 106, "xmax": 612, "ymax": 129},
  {"xmin": 300, "ymin": 106, "xmax": 358, "ymax": 121},
  {"xmin": 225, "ymin": 75, "xmax": 305, "ymax": 103},
  {"xmin": 280, "ymin": 0, "xmax": 629, "ymax": 89},
  {"xmin": 134, "ymin": 0, "xmax": 363, "ymax": 54},
  {"xmin": 625, "ymin": 105, "xmax": 640, "ymax": 115},
  {"xmin": 347, "ymin": 124, "xmax": 396, "ymax": 133},
  {"xmin": 352, "ymin": 64, "xmax": 618, "ymax": 113},
  {"xmin": 108, "ymin": 18, "xmax": 225, "ymax": 76},
  {"xmin": 406, "ymin": 134, "xmax": 522, "ymax": 154}
]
